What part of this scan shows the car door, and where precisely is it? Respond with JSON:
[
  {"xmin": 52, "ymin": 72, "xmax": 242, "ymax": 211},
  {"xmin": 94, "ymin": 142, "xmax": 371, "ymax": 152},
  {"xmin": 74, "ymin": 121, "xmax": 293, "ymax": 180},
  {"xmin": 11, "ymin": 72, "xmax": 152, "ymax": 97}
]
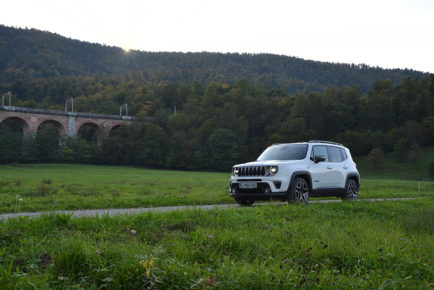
[
  {"xmin": 326, "ymin": 146, "xmax": 346, "ymax": 188},
  {"xmin": 309, "ymin": 145, "xmax": 334, "ymax": 189}
]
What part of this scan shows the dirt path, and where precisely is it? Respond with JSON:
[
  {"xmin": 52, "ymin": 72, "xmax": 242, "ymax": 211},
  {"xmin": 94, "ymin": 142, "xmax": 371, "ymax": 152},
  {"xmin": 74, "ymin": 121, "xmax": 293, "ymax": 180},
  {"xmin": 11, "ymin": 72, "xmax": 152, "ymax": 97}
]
[{"xmin": 0, "ymin": 197, "xmax": 421, "ymax": 220}]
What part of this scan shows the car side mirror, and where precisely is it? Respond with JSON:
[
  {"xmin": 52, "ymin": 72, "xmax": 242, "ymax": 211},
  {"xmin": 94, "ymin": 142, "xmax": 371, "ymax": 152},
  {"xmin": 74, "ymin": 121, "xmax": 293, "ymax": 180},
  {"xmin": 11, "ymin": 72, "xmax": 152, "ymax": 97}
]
[{"xmin": 314, "ymin": 155, "xmax": 325, "ymax": 163}]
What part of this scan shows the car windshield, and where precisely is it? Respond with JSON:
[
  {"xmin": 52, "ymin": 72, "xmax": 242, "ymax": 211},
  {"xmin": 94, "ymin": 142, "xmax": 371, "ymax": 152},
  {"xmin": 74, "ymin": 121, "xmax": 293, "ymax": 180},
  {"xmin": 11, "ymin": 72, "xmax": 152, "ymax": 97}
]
[{"xmin": 257, "ymin": 144, "xmax": 308, "ymax": 161}]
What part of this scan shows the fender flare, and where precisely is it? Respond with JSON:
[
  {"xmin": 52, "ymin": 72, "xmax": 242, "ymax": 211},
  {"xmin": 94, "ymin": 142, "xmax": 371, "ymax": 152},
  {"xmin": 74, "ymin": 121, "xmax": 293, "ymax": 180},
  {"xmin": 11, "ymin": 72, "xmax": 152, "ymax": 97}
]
[
  {"xmin": 346, "ymin": 173, "xmax": 360, "ymax": 188},
  {"xmin": 289, "ymin": 171, "xmax": 313, "ymax": 192}
]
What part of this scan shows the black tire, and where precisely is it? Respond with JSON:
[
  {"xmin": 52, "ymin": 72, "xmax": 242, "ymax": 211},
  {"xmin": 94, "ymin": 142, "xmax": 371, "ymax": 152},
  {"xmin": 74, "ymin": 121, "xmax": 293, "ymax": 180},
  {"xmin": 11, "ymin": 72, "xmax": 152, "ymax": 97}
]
[
  {"xmin": 288, "ymin": 177, "xmax": 309, "ymax": 204},
  {"xmin": 235, "ymin": 199, "xmax": 255, "ymax": 206},
  {"xmin": 342, "ymin": 179, "xmax": 358, "ymax": 201}
]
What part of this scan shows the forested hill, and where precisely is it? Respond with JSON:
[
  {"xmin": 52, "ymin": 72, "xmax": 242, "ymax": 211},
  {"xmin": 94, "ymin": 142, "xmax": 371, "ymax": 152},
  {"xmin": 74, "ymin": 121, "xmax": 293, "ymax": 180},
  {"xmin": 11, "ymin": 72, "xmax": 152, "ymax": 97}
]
[{"xmin": 0, "ymin": 25, "xmax": 425, "ymax": 96}]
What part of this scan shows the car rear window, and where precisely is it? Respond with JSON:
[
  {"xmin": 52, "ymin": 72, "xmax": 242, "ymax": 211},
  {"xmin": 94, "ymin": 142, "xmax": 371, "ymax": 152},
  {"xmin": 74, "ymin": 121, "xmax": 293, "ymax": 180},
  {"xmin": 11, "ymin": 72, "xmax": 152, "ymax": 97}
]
[
  {"xmin": 327, "ymin": 146, "xmax": 343, "ymax": 162},
  {"xmin": 340, "ymin": 148, "xmax": 347, "ymax": 160}
]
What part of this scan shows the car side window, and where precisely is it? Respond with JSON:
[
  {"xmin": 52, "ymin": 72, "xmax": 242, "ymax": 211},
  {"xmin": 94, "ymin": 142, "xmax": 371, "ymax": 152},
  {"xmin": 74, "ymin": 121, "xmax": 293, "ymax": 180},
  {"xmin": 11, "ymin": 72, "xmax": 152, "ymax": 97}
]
[
  {"xmin": 327, "ymin": 146, "xmax": 343, "ymax": 162},
  {"xmin": 311, "ymin": 145, "xmax": 329, "ymax": 162},
  {"xmin": 340, "ymin": 148, "xmax": 347, "ymax": 161}
]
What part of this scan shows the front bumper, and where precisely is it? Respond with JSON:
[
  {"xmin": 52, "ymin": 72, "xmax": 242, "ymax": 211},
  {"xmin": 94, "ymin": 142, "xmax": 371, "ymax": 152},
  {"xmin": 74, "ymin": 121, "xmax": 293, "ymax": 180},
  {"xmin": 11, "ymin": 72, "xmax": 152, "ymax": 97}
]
[
  {"xmin": 230, "ymin": 191, "xmax": 287, "ymax": 200},
  {"xmin": 229, "ymin": 178, "xmax": 288, "ymax": 200}
]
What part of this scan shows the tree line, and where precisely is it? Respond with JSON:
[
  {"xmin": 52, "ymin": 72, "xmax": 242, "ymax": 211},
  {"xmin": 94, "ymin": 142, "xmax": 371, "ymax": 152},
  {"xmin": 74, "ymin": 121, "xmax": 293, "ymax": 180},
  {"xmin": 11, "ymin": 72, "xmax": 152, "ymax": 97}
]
[
  {"xmin": 0, "ymin": 25, "xmax": 424, "ymax": 98},
  {"xmin": 1, "ymin": 75, "xmax": 433, "ymax": 171}
]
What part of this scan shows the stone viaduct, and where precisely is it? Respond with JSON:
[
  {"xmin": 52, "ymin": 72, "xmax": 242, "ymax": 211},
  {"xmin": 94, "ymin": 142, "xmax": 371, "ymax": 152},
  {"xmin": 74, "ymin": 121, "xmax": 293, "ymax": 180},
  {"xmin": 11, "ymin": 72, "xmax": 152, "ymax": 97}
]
[{"xmin": 0, "ymin": 105, "xmax": 133, "ymax": 144}]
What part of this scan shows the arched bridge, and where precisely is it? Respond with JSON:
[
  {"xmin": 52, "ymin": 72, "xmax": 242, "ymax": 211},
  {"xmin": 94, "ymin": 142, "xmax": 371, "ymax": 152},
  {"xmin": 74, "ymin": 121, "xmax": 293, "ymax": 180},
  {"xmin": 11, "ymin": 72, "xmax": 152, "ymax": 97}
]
[{"xmin": 0, "ymin": 105, "xmax": 134, "ymax": 144}]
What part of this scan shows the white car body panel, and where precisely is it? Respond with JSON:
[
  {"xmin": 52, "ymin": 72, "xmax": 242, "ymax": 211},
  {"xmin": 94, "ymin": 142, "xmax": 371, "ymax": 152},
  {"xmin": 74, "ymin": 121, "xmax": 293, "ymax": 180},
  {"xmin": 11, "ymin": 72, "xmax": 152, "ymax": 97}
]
[{"xmin": 229, "ymin": 141, "xmax": 360, "ymax": 201}]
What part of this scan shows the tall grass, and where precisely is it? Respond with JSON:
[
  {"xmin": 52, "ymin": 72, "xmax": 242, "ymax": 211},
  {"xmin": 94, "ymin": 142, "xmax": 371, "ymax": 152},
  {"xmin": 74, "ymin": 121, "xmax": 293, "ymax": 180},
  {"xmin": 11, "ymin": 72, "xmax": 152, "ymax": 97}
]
[{"xmin": 0, "ymin": 199, "xmax": 432, "ymax": 288}]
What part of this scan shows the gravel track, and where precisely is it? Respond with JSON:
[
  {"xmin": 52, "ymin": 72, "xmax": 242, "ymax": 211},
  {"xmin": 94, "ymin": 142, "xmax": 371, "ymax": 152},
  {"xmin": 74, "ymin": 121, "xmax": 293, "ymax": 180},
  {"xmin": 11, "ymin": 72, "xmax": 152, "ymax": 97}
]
[{"xmin": 0, "ymin": 197, "xmax": 423, "ymax": 221}]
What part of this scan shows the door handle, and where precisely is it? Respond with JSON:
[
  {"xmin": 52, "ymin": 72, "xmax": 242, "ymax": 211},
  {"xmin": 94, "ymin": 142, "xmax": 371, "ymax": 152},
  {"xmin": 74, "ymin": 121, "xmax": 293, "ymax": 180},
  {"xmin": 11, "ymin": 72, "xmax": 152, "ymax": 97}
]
[
  {"xmin": 327, "ymin": 166, "xmax": 332, "ymax": 169},
  {"xmin": 343, "ymin": 166, "xmax": 348, "ymax": 170}
]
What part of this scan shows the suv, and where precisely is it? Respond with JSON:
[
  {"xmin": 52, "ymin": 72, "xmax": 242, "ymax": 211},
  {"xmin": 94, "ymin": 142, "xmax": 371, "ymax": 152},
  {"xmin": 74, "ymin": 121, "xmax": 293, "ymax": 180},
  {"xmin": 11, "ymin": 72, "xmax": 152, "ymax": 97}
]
[{"xmin": 229, "ymin": 140, "xmax": 359, "ymax": 206}]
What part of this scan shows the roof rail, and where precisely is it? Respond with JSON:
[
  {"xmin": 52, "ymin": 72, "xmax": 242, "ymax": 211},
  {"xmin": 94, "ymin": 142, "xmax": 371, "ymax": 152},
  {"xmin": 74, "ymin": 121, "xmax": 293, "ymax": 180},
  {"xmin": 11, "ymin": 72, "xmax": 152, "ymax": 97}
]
[{"xmin": 308, "ymin": 140, "xmax": 344, "ymax": 146}]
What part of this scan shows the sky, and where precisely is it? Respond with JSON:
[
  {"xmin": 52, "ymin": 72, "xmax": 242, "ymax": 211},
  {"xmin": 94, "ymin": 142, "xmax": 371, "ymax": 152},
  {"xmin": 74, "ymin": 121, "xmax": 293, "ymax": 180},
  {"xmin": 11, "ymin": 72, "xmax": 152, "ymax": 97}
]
[{"xmin": 2, "ymin": 0, "xmax": 434, "ymax": 73}]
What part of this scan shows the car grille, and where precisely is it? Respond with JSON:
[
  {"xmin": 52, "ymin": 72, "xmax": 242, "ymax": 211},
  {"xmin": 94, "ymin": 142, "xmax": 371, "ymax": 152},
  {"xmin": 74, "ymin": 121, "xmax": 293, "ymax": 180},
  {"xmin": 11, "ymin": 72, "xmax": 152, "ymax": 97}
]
[{"xmin": 237, "ymin": 166, "xmax": 266, "ymax": 177}]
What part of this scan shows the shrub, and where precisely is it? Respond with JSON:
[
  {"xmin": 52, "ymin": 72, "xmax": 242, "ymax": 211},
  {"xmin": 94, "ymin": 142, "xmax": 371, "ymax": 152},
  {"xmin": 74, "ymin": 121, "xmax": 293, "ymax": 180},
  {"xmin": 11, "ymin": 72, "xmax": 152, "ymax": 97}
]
[
  {"xmin": 368, "ymin": 148, "xmax": 384, "ymax": 169},
  {"xmin": 407, "ymin": 150, "xmax": 421, "ymax": 165},
  {"xmin": 393, "ymin": 138, "xmax": 409, "ymax": 162}
]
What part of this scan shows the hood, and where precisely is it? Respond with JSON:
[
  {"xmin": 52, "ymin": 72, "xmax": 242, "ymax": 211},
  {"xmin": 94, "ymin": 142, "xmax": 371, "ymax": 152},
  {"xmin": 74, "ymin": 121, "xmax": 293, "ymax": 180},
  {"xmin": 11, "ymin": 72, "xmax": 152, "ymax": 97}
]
[{"xmin": 233, "ymin": 160, "xmax": 301, "ymax": 167}]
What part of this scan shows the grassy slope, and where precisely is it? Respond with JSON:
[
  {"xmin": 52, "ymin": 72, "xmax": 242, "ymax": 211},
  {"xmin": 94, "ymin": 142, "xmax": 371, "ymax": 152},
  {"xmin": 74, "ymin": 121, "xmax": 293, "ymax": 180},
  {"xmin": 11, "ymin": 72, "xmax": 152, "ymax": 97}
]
[
  {"xmin": 0, "ymin": 148, "xmax": 433, "ymax": 214},
  {"xmin": 355, "ymin": 146, "xmax": 434, "ymax": 180},
  {"xmin": 0, "ymin": 199, "xmax": 432, "ymax": 288}
]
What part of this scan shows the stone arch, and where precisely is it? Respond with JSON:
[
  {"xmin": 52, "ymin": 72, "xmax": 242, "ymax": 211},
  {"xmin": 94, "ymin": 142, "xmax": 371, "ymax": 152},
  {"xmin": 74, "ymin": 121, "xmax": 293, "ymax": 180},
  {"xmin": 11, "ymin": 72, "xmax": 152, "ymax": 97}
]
[
  {"xmin": 109, "ymin": 124, "xmax": 122, "ymax": 137},
  {"xmin": 36, "ymin": 120, "xmax": 65, "ymax": 136},
  {"xmin": 78, "ymin": 122, "xmax": 100, "ymax": 144},
  {"xmin": 0, "ymin": 117, "xmax": 31, "ymax": 136},
  {"xmin": 34, "ymin": 119, "xmax": 65, "ymax": 144}
]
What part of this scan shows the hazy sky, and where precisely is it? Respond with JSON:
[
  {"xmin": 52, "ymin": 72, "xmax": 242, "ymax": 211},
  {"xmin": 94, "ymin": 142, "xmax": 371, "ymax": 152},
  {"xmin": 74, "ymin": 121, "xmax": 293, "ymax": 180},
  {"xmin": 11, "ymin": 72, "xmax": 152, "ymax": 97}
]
[{"xmin": 2, "ymin": 0, "xmax": 434, "ymax": 72}]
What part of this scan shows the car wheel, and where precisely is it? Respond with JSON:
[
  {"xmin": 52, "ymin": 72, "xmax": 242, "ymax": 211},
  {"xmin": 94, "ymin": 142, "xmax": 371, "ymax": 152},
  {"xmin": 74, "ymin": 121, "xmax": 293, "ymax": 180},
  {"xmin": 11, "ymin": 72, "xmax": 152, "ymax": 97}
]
[
  {"xmin": 342, "ymin": 179, "xmax": 358, "ymax": 201},
  {"xmin": 235, "ymin": 199, "xmax": 255, "ymax": 206},
  {"xmin": 288, "ymin": 177, "xmax": 309, "ymax": 204}
]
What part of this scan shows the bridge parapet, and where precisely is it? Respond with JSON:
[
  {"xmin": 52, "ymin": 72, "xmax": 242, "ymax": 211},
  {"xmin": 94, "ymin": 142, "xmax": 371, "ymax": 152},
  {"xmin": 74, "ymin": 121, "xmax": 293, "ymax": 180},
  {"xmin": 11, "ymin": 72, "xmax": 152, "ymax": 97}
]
[
  {"xmin": 0, "ymin": 106, "xmax": 133, "ymax": 121},
  {"xmin": 0, "ymin": 105, "xmax": 139, "ymax": 144}
]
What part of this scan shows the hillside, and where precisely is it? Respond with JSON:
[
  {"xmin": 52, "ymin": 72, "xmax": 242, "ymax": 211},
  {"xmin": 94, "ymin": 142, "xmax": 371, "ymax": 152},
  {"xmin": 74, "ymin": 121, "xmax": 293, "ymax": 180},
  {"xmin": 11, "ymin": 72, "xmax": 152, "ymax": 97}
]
[
  {"xmin": 356, "ymin": 146, "xmax": 434, "ymax": 180},
  {"xmin": 1, "ymin": 25, "xmax": 433, "ymax": 171},
  {"xmin": 0, "ymin": 24, "xmax": 425, "ymax": 101}
]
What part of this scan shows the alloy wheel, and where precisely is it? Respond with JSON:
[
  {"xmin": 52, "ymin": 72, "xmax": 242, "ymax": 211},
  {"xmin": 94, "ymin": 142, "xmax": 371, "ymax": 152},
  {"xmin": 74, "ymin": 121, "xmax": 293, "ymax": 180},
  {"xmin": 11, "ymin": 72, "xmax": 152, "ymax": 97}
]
[
  {"xmin": 346, "ymin": 180, "xmax": 358, "ymax": 200},
  {"xmin": 294, "ymin": 179, "xmax": 309, "ymax": 203}
]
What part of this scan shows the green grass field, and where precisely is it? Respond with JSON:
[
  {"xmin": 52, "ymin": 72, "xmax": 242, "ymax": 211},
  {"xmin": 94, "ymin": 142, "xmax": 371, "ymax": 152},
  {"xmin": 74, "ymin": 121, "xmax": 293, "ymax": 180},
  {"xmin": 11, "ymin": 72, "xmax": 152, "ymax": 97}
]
[
  {"xmin": 355, "ymin": 146, "xmax": 434, "ymax": 180},
  {"xmin": 1, "ymin": 151, "xmax": 433, "ymax": 288},
  {"xmin": 0, "ymin": 164, "xmax": 231, "ymax": 214},
  {"xmin": 1, "ymin": 199, "xmax": 432, "ymax": 288},
  {"xmin": 0, "ymin": 161, "xmax": 433, "ymax": 214}
]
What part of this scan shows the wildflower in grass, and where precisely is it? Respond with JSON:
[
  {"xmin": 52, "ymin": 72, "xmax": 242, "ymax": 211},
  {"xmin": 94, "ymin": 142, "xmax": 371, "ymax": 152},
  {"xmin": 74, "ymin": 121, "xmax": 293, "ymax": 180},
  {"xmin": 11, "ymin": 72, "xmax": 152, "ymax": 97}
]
[
  {"xmin": 14, "ymin": 195, "xmax": 23, "ymax": 212},
  {"xmin": 139, "ymin": 258, "xmax": 154, "ymax": 277},
  {"xmin": 130, "ymin": 229, "xmax": 137, "ymax": 235}
]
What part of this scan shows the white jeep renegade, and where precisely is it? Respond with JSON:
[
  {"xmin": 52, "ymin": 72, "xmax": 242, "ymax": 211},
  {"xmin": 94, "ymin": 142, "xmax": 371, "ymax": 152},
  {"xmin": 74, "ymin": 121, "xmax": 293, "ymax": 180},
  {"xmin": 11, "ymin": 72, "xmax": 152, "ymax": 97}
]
[{"xmin": 229, "ymin": 140, "xmax": 360, "ymax": 206}]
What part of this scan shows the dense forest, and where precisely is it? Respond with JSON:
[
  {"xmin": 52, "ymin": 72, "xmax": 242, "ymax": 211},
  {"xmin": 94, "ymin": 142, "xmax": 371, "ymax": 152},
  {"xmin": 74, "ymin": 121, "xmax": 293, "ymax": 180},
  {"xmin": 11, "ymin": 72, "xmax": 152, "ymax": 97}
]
[
  {"xmin": 1, "ymin": 76, "xmax": 433, "ymax": 170},
  {"xmin": 0, "ymin": 24, "xmax": 425, "ymax": 101},
  {"xmin": 0, "ymin": 25, "xmax": 433, "ymax": 171}
]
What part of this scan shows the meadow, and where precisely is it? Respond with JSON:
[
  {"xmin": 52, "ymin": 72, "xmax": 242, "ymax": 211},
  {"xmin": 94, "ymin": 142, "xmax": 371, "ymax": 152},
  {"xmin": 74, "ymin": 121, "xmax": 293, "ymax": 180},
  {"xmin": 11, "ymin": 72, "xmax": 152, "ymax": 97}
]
[
  {"xmin": 0, "ymin": 155, "xmax": 433, "ymax": 288},
  {"xmin": 0, "ymin": 199, "xmax": 432, "ymax": 288},
  {"xmin": 0, "ymin": 162, "xmax": 433, "ymax": 214}
]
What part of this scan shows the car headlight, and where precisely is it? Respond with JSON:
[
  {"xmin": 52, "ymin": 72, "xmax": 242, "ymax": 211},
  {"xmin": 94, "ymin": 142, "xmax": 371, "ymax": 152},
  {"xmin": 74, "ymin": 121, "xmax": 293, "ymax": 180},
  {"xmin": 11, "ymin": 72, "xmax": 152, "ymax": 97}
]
[
  {"xmin": 233, "ymin": 167, "xmax": 239, "ymax": 176},
  {"xmin": 268, "ymin": 166, "xmax": 278, "ymax": 176}
]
